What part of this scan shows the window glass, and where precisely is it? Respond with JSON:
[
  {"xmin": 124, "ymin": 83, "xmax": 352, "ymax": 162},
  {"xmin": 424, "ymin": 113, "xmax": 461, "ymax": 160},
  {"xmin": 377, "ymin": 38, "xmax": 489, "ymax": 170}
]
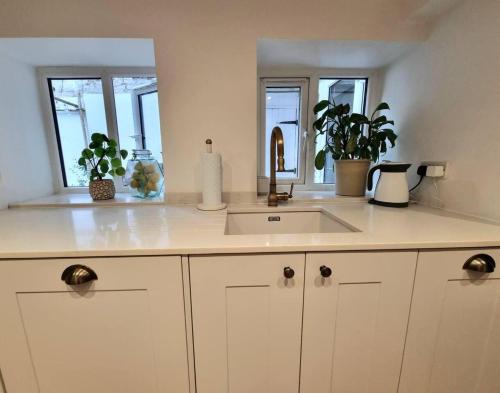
[
  {"xmin": 264, "ymin": 86, "xmax": 301, "ymax": 179},
  {"xmin": 49, "ymin": 78, "xmax": 108, "ymax": 187},
  {"xmin": 314, "ymin": 79, "xmax": 367, "ymax": 184},
  {"xmin": 112, "ymin": 77, "xmax": 162, "ymax": 166},
  {"xmin": 139, "ymin": 91, "xmax": 162, "ymax": 165}
]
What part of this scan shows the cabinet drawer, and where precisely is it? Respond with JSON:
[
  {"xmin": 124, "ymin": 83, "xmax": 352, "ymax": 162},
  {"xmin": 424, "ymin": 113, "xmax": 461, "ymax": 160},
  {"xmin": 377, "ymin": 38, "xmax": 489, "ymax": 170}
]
[{"xmin": 0, "ymin": 256, "xmax": 189, "ymax": 393}]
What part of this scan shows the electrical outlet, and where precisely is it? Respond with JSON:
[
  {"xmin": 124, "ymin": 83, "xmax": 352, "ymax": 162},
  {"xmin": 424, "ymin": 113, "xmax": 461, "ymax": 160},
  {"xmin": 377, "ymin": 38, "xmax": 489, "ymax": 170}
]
[{"xmin": 418, "ymin": 161, "xmax": 447, "ymax": 178}]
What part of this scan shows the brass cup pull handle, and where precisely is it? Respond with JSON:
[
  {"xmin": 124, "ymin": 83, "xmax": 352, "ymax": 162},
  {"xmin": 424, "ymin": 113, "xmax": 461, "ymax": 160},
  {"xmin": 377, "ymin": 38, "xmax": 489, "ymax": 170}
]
[
  {"xmin": 463, "ymin": 254, "xmax": 496, "ymax": 273},
  {"xmin": 61, "ymin": 264, "xmax": 98, "ymax": 285}
]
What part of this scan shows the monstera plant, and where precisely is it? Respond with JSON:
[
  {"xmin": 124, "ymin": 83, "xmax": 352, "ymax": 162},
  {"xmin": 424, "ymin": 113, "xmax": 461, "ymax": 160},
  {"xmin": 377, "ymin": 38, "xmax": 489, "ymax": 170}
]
[
  {"xmin": 313, "ymin": 100, "xmax": 398, "ymax": 196},
  {"xmin": 78, "ymin": 133, "xmax": 128, "ymax": 201}
]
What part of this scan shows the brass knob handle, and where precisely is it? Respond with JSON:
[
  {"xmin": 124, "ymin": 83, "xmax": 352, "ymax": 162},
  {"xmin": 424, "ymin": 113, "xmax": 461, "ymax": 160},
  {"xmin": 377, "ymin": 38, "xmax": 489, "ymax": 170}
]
[
  {"xmin": 283, "ymin": 266, "xmax": 295, "ymax": 279},
  {"xmin": 463, "ymin": 254, "xmax": 496, "ymax": 273},
  {"xmin": 61, "ymin": 264, "xmax": 98, "ymax": 285},
  {"xmin": 320, "ymin": 265, "xmax": 332, "ymax": 278}
]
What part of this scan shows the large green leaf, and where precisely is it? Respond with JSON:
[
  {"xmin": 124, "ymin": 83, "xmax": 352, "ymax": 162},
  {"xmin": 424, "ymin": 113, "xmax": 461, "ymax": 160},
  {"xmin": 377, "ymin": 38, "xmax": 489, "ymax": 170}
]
[
  {"xmin": 374, "ymin": 102, "xmax": 390, "ymax": 112},
  {"xmin": 315, "ymin": 149, "xmax": 326, "ymax": 170},
  {"xmin": 90, "ymin": 168, "xmax": 99, "ymax": 179},
  {"xmin": 313, "ymin": 100, "xmax": 330, "ymax": 114},
  {"xmin": 100, "ymin": 163, "xmax": 109, "ymax": 174},
  {"xmin": 78, "ymin": 157, "xmax": 86, "ymax": 166},
  {"xmin": 372, "ymin": 115, "xmax": 387, "ymax": 124},
  {"xmin": 313, "ymin": 116, "xmax": 326, "ymax": 131},
  {"xmin": 385, "ymin": 130, "xmax": 397, "ymax": 147},
  {"xmin": 81, "ymin": 148, "xmax": 94, "ymax": 159},
  {"xmin": 115, "ymin": 167, "xmax": 126, "ymax": 177},
  {"xmin": 120, "ymin": 149, "xmax": 128, "ymax": 159},
  {"xmin": 91, "ymin": 133, "xmax": 104, "ymax": 144},
  {"xmin": 94, "ymin": 147, "xmax": 105, "ymax": 158},
  {"xmin": 106, "ymin": 147, "xmax": 117, "ymax": 158},
  {"xmin": 334, "ymin": 134, "xmax": 342, "ymax": 151},
  {"xmin": 350, "ymin": 113, "xmax": 369, "ymax": 124},
  {"xmin": 351, "ymin": 123, "xmax": 361, "ymax": 136},
  {"xmin": 108, "ymin": 139, "xmax": 117, "ymax": 148},
  {"xmin": 345, "ymin": 135, "xmax": 358, "ymax": 154},
  {"xmin": 111, "ymin": 158, "xmax": 122, "ymax": 168}
]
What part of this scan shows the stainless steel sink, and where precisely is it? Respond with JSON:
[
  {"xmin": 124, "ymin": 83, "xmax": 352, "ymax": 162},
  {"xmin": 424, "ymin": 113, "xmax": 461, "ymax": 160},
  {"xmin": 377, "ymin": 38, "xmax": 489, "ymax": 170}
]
[{"xmin": 225, "ymin": 210, "xmax": 357, "ymax": 235}]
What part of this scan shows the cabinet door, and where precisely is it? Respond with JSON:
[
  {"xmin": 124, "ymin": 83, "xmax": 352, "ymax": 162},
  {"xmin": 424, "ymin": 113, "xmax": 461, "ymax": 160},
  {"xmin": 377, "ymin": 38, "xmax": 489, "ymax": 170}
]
[
  {"xmin": 0, "ymin": 256, "xmax": 189, "ymax": 393},
  {"xmin": 190, "ymin": 253, "xmax": 305, "ymax": 393},
  {"xmin": 399, "ymin": 249, "xmax": 500, "ymax": 393},
  {"xmin": 301, "ymin": 252, "xmax": 417, "ymax": 393}
]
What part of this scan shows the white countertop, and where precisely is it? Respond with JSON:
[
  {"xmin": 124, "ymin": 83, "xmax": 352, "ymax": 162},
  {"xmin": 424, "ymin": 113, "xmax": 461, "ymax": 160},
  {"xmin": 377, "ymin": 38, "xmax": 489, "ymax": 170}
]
[{"xmin": 1, "ymin": 201, "xmax": 499, "ymax": 259}]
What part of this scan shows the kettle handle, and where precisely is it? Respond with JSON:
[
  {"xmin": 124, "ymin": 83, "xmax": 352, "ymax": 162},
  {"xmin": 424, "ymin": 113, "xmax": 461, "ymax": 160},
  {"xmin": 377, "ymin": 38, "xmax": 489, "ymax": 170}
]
[{"xmin": 367, "ymin": 164, "xmax": 382, "ymax": 191}]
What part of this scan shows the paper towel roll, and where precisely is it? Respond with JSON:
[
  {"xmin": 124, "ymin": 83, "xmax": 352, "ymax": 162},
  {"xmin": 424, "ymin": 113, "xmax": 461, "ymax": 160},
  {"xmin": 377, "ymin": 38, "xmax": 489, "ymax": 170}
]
[{"xmin": 197, "ymin": 151, "xmax": 226, "ymax": 211}]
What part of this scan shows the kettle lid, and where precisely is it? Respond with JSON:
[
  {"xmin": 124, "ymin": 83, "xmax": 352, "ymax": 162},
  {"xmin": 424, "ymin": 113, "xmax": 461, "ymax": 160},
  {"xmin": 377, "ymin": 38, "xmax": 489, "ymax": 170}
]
[{"xmin": 377, "ymin": 162, "xmax": 411, "ymax": 173}]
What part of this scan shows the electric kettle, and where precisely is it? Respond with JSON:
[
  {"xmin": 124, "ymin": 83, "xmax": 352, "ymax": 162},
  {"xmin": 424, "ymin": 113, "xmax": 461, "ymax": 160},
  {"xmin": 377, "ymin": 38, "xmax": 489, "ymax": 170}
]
[{"xmin": 367, "ymin": 162, "xmax": 411, "ymax": 207}]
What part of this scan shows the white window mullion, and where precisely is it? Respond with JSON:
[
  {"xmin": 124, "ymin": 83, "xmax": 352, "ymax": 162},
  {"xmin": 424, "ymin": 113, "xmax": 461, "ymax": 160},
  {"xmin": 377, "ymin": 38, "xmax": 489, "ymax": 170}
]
[{"xmin": 101, "ymin": 72, "xmax": 126, "ymax": 192}]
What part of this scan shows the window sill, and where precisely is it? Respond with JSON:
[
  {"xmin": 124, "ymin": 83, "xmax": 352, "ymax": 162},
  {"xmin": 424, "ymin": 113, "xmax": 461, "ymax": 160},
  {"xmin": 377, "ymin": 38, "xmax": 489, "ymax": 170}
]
[{"xmin": 9, "ymin": 193, "xmax": 165, "ymax": 209}]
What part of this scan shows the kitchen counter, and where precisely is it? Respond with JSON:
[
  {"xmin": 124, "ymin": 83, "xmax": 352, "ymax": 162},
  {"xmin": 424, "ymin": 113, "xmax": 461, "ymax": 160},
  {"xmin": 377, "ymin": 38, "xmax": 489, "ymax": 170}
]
[{"xmin": 1, "ymin": 201, "xmax": 499, "ymax": 259}]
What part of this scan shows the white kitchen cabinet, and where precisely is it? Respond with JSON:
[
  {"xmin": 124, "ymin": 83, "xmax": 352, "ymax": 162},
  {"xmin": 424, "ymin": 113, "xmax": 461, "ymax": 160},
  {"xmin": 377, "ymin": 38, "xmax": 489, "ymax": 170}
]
[
  {"xmin": 399, "ymin": 249, "xmax": 500, "ymax": 393},
  {"xmin": 301, "ymin": 252, "xmax": 417, "ymax": 393},
  {"xmin": 189, "ymin": 253, "xmax": 305, "ymax": 393},
  {"xmin": 0, "ymin": 256, "xmax": 189, "ymax": 393}
]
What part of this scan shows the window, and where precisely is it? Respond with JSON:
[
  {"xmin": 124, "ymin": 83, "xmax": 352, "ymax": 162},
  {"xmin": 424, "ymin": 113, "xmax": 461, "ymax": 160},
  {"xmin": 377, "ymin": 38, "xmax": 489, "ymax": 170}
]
[
  {"xmin": 112, "ymin": 77, "xmax": 162, "ymax": 166},
  {"xmin": 315, "ymin": 78, "xmax": 367, "ymax": 184},
  {"xmin": 44, "ymin": 68, "xmax": 163, "ymax": 189},
  {"xmin": 259, "ymin": 78, "xmax": 309, "ymax": 184},
  {"xmin": 259, "ymin": 76, "xmax": 368, "ymax": 192},
  {"xmin": 48, "ymin": 78, "xmax": 109, "ymax": 187}
]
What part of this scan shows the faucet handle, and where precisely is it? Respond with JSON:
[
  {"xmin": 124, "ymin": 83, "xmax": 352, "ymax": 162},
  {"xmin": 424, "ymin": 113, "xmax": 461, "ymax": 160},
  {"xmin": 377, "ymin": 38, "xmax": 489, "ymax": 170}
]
[{"xmin": 288, "ymin": 182, "xmax": 294, "ymax": 199}]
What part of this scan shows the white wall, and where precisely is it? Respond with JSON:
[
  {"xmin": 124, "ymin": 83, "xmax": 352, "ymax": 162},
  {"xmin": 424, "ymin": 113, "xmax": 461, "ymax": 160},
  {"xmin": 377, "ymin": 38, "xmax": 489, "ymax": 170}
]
[
  {"xmin": 0, "ymin": 56, "xmax": 54, "ymax": 208},
  {"xmin": 0, "ymin": 0, "xmax": 431, "ymax": 200},
  {"xmin": 381, "ymin": 0, "xmax": 500, "ymax": 221}
]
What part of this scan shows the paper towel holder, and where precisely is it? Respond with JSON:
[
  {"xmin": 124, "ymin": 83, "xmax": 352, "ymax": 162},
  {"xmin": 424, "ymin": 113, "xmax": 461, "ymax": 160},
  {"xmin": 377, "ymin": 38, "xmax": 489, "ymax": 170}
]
[{"xmin": 197, "ymin": 139, "xmax": 227, "ymax": 211}]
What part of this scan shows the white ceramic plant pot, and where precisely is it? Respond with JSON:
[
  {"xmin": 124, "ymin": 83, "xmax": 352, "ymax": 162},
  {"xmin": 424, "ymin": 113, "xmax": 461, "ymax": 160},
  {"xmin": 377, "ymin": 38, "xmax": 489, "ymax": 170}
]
[{"xmin": 334, "ymin": 159, "xmax": 371, "ymax": 196}]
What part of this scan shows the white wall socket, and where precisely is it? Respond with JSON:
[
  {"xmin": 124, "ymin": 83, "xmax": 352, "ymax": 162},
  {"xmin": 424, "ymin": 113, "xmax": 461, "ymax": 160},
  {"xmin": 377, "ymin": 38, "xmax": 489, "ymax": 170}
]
[{"xmin": 421, "ymin": 161, "xmax": 447, "ymax": 178}]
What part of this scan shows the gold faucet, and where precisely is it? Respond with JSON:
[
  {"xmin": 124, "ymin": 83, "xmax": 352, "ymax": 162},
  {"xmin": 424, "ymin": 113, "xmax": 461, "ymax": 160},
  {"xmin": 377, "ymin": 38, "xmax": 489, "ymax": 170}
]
[{"xmin": 268, "ymin": 126, "xmax": 294, "ymax": 207}]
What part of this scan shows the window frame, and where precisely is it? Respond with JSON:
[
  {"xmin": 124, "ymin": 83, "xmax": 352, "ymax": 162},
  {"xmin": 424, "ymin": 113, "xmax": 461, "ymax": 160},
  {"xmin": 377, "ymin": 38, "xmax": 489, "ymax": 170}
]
[
  {"xmin": 317, "ymin": 77, "xmax": 369, "ymax": 185},
  {"xmin": 257, "ymin": 69, "xmax": 379, "ymax": 193},
  {"xmin": 38, "ymin": 66, "xmax": 159, "ymax": 193},
  {"xmin": 258, "ymin": 77, "xmax": 310, "ymax": 187},
  {"xmin": 135, "ymin": 83, "xmax": 159, "ymax": 152}
]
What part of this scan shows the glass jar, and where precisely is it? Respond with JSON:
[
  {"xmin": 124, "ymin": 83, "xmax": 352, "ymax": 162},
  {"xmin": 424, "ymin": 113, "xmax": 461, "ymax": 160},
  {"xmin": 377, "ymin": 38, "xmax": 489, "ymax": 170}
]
[{"xmin": 124, "ymin": 149, "xmax": 164, "ymax": 198}]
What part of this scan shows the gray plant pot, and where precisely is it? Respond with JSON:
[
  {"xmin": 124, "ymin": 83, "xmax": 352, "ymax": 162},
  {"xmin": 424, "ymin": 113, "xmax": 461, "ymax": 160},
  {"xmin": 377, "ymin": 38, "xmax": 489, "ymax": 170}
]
[
  {"xmin": 334, "ymin": 159, "xmax": 371, "ymax": 196},
  {"xmin": 89, "ymin": 179, "xmax": 116, "ymax": 201}
]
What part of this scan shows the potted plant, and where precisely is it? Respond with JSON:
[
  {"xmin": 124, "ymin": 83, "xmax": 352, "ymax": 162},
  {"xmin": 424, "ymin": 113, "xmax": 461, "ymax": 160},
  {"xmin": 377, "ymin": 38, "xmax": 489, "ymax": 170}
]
[
  {"xmin": 78, "ymin": 133, "xmax": 128, "ymax": 201},
  {"xmin": 313, "ymin": 100, "xmax": 397, "ymax": 196}
]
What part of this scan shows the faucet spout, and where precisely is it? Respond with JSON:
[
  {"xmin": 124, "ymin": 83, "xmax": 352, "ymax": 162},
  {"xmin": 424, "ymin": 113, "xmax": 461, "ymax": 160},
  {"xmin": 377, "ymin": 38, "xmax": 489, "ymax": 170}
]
[{"xmin": 268, "ymin": 126, "xmax": 293, "ymax": 207}]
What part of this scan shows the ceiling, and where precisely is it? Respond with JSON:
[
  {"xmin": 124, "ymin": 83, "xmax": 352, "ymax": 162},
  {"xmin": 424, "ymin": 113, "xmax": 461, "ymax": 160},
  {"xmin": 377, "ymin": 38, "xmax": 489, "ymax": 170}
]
[
  {"xmin": 0, "ymin": 38, "xmax": 156, "ymax": 67},
  {"xmin": 257, "ymin": 39, "xmax": 420, "ymax": 69}
]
